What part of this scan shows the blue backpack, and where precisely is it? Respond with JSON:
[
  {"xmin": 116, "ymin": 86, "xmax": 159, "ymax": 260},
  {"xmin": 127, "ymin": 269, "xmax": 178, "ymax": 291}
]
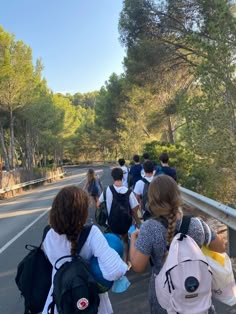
[{"xmin": 88, "ymin": 180, "xmax": 99, "ymax": 196}]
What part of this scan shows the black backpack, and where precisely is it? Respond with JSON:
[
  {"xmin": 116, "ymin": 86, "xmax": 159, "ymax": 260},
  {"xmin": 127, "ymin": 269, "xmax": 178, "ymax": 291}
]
[
  {"xmin": 141, "ymin": 178, "xmax": 150, "ymax": 211},
  {"xmin": 95, "ymin": 188, "xmax": 108, "ymax": 227},
  {"xmin": 108, "ymin": 185, "xmax": 132, "ymax": 235},
  {"xmin": 15, "ymin": 225, "xmax": 52, "ymax": 314},
  {"xmin": 141, "ymin": 178, "xmax": 152, "ymax": 221},
  {"xmin": 47, "ymin": 225, "xmax": 100, "ymax": 314}
]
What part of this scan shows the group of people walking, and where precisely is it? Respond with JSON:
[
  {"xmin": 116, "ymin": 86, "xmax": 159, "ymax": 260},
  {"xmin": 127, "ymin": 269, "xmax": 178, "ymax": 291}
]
[{"xmin": 40, "ymin": 153, "xmax": 225, "ymax": 314}]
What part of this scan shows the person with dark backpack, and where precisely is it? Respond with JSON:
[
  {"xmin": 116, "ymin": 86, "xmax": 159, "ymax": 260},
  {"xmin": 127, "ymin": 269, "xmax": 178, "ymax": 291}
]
[
  {"xmin": 15, "ymin": 225, "xmax": 52, "ymax": 314},
  {"xmin": 97, "ymin": 168, "xmax": 140, "ymax": 263},
  {"xmin": 133, "ymin": 160, "xmax": 155, "ymax": 221},
  {"xmin": 42, "ymin": 186, "xmax": 128, "ymax": 314}
]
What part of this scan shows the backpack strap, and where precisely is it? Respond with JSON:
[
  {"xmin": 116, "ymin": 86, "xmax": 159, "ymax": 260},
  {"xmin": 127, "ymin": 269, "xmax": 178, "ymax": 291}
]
[
  {"xmin": 109, "ymin": 184, "xmax": 118, "ymax": 196},
  {"xmin": 24, "ymin": 225, "xmax": 51, "ymax": 251},
  {"xmin": 76, "ymin": 224, "xmax": 93, "ymax": 254},
  {"xmin": 179, "ymin": 216, "xmax": 191, "ymax": 235},
  {"xmin": 103, "ymin": 187, "xmax": 107, "ymax": 201},
  {"xmin": 177, "ymin": 216, "xmax": 191, "ymax": 242},
  {"xmin": 109, "ymin": 185, "xmax": 132, "ymax": 197},
  {"xmin": 40, "ymin": 225, "xmax": 51, "ymax": 247},
  {"xmin": 53, "ymin": 225, "xmax": 93, "ymax": 270},
  {"xmin": 141, "ymin": 177, "xmax": 150, "ymax": 185}
]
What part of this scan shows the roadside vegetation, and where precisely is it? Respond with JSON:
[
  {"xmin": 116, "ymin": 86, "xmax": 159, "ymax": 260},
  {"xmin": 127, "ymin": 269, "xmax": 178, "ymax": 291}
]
[{"xmin": 0, "ymin": 0, "xmax": 235, "ymax": 205}]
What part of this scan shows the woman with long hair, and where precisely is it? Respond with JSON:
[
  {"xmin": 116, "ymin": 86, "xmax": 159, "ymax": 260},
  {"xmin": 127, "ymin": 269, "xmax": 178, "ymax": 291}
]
[
  {"xmin": 129, "ymin": 175, "xmax": 225, "ymax": 314},
  {"xmin": 42, "ymin": 185, "xmax": 128, "ymax": 314},
  {"xmin": 83, "ymin": 168, "xmax": 103, "ymax": 204}
]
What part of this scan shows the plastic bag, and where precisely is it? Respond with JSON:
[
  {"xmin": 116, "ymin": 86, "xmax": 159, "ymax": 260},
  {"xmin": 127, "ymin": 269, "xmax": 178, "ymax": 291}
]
[{"xmin": 202, "ymin": 246, "xmax": 236, "ymax": 306}]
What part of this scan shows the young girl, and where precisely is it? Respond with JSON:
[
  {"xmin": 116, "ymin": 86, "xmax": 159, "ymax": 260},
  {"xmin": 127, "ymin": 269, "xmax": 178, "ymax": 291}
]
[
  {"xmin": 83, "ymin": 168, "xmax": 103, "ymax": 204},
  {"xmin": 129, "ymin": 175, "xmax": 226, "ymax": 314},
  {"xmin": 42, "ymin": 186, "xmax": 128, "ymax": 314}
]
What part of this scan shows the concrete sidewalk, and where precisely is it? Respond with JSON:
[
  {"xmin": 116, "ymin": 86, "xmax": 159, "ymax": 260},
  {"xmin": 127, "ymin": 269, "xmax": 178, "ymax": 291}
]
[{"xmin": 96, "ymin": 166, "xmax": 236, "ymax": 314}]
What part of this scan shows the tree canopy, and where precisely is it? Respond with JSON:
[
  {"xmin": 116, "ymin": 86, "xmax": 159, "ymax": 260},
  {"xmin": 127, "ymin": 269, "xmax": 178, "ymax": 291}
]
[{"xmin": 0, "ymin": 2, "xmax": 236, "ymax": 206}]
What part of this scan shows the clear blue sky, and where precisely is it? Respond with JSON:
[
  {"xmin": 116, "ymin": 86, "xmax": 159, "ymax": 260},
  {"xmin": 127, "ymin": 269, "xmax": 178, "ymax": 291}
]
[{"xmin": 0, "ymin": 0, "xmax": 125, "ymax": 94}]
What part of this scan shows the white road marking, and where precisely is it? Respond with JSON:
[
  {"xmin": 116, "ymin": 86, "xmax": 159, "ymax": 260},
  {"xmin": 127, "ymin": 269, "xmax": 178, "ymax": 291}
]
[
  {"xmin": 0, "ymin": 176, "xmax": 89, "ymax": 254},
  {"xmin": 0, "ymin": 209, "xmax": 49, "ymax": 254}
]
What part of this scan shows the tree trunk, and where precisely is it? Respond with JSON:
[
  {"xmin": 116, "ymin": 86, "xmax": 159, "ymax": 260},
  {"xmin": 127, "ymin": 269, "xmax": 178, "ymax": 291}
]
[
  {"xmin": 43, "ymin": 152, "xmax": 47, "ymax": 167},
  {"xmin": 0, "ymin": 124, "xmax": 10, "ymax": 171},
  {"xmin": 25, "ymin": 122, "xmax": 33, "ymax": 171},
  {"xmin": 9, "ymin": 109, "xmax": 15, "ymax": 169},
  {"xmin": 167, "ymin": 116, "xmax": 175, "ymax": 144}
]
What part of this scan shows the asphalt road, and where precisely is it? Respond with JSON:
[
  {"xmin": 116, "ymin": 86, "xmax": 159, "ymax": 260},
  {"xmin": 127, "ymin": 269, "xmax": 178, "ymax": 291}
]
[{"xmin": 0, "ymin": 166, "xmax": 235, "ymax": 314}]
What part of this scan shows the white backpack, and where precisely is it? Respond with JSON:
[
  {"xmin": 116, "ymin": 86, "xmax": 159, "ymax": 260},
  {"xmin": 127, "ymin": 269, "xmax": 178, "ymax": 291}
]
[{"xmin": 155, "ymin": 216, "xmax": 213, "ymax": 314}]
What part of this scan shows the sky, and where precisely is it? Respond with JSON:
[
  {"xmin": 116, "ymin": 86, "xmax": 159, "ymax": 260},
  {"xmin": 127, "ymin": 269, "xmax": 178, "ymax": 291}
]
[{"xmin": 0, "ymin": 0, "xmax": 126, "ymax": 94}]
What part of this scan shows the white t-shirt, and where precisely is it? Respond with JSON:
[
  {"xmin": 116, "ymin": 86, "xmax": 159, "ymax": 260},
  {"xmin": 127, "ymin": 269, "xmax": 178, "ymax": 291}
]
[
  {"xmin": 42, "ymin": 225, "xmax": 128, "ymax": 314},
  {"xmin": 133, "ymin": 176, "xmax": 154, "ymax": 196},
  {"xmin": 120, "ymin": 166, "xmax": 129, "ymax": 187},
  {"xmin": 99, "ymin": 185, "xmax": 139, "ymax": 216}
]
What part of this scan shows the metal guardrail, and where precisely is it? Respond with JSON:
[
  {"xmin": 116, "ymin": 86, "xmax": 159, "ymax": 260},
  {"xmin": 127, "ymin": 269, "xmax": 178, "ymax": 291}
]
[
  {"xmin": 0, "ymin": 172, "xmax": 65, "ymax": 194},
  {"xmin": 180, "ymin": 186, "xmax": 236, "ymax": 256}
]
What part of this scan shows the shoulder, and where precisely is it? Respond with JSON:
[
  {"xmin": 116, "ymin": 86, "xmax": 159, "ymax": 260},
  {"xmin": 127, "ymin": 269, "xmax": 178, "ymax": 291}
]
[
  {"xmin": 133, "ymin": 180, "xmax": 144, "ymax": 194},
  {"xmin": 44, "ymin": 228, "xmax": 65, "ymax": 243},
  {"xmin": 113, "ymin": 186, "xmax": 128, "ymax": 194},
  {"xmin": 136, "ymin": 179, "xmax": 145, "ymax": 187},
  {"xmin": 89, "ymin": 224, "xmax": 103, "ymax": 238},
  {"xmin": 83, "ymin": 225, "xmax": 106, "ymax": 248},
  {"xmin": 140, "ymin": 219, "xmax": 165, "ymax": 235},
  {"xmin": 136, "ymin": 219, "xmax": 166, "ymax": 253},
  {"xmin": 186, "ymin": 217, "xmax": 208, "ymax": 246}
]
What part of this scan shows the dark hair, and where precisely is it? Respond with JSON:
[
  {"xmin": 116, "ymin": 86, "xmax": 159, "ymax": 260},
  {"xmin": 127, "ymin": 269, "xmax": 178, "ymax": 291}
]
[
  {"xmin": 118, "ymin": 158, "xmax": 125, "ymax": 166},
  {"xmin": 49, "ymin": 186, "xmax": 89, "ymax": 255},
  {"xmin": 111, "ymin": 167, "xmax": 123, "ymax": 181},
  {"xmin": 133, "ymin": 154, "xmax": 140, "ymax": 162},
  {"xmin": 148, "ymin": 175, "xmax": 181, "ymax": 247},
  {"xmin": 160, "ymin": 152, "xmax": 169, "ymax": 163},
  {"xmin": 143, "ymin": 152, "xmax": 149, "ymax": 160},
  {"xmin": 143, "ymin": 160, "xmax": 154, "ymax": 173}
]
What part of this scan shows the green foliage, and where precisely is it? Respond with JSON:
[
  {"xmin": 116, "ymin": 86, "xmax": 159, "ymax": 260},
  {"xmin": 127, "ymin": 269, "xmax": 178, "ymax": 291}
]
[
  {"xmin": 143, "ymin": 141, "xmax": 193, "ymax": 183},
  {"xmin": 72, "ymin": 91, "xmax": 99, "ymax": 108},
  {"xmin": 141, "ymin": 141, "xmax": 214, "ymax": 196}
]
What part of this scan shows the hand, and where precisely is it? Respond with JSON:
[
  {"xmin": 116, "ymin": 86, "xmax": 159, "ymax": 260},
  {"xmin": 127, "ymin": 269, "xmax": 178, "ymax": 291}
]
[
  {"xmin": 127, "ymin": 261, "xmax": 132, "ymax": 271},
  {"xmin": 131, "ymin": 229, "xmax": 140, "ymax": 240},
  {"xmin": 135, "ymin": 220, "xmax": 142, "ymax": 229}
]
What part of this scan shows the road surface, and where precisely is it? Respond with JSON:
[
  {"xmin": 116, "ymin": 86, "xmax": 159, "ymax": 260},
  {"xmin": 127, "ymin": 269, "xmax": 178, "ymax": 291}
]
[{"xmin": 0, "ymin": 166, "xmax": 235, "ymax": 313}]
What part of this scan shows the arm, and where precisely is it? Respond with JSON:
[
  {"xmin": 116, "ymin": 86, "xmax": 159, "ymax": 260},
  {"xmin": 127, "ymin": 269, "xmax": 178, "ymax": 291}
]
[
  {"xmin": 132, "ymin": 205, "xmax": 142, "ymax": 228},
  {"xmin": 96, "ymin": 191, "xmax": 104, "ymax": 209},
  {"xmin": 90, "ymin": 226, "xmax": 128, "ymax": 281},
  {"xmin": 83, "ymin": 180, "xmax": 88, "ymax": 190},
  {"xmin": 134, "ymin": 193, "xmax": 142, "ymax": 209},
  {"xmin": 98, "ymin": 178, "xmax": 103, "ymax": 190},
  {"xmin": 130, "ymin": 191, "xmax": 142, "ymax": 224},
  {"xmin": 200, "ymin": 218, "xmax": 226, "ymax": 253},
  {"xmin": 133, "ymin": 181, "xmax": 142, "ymax": 209},
  {"xmin": 130, "ymin": 230, "xmax": 150, "ymax": 272}
]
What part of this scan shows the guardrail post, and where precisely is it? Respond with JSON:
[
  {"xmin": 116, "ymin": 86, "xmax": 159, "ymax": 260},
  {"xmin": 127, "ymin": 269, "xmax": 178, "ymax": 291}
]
[{"xmin": 228, "ymin": 227, "xmax": 236, "ymax": 257}]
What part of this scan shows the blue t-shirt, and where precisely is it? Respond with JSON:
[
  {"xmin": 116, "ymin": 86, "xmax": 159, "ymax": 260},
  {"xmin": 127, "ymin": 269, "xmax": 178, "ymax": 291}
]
[{"xmin": 129, "ymin": 164, "xmax": 142, "ymax": 187}]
